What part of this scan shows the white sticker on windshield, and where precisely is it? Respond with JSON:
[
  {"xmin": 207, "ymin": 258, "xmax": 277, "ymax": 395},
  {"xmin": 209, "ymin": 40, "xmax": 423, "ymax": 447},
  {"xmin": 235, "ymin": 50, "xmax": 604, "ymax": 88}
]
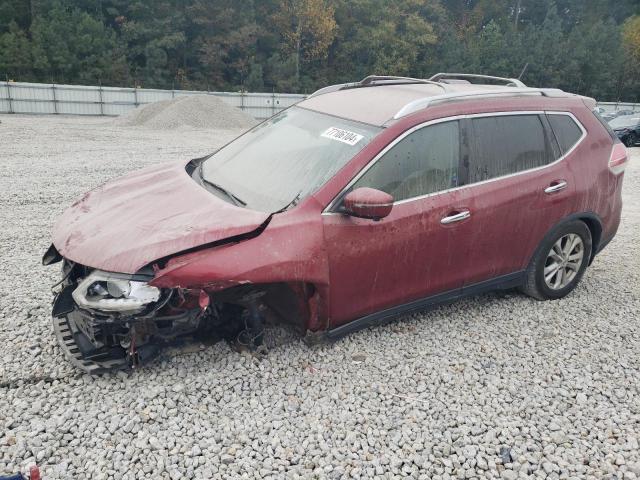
[{"xmin": 321, "ymin": 127, "xmax": 364, "ymax": 146}]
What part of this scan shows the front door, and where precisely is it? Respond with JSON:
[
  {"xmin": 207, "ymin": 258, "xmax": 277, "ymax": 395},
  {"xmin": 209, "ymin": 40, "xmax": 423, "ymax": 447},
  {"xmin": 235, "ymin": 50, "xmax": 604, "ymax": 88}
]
[{"xmin": 322, "ymin": 119, "xmax": 475, "ymax": 327}]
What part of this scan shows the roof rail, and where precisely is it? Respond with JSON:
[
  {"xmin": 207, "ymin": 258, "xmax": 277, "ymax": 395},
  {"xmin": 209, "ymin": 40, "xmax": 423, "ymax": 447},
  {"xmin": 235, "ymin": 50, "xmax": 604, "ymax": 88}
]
[
  {"xmin": 308, "ymin": 75, "xmax": 447, "ymax": 98},
  {"xmin": 393, "ymin": 88, "xmax": 567, "ymax": 119},
  {"xmin": 429, "ymin": 73, "xmax": 527, "ymax": 88},
  {"xmin": 308, "ymin": 82, "xmax": 359, "ymax": 98},
  {"xmin": 359, "ymin": 75, "xmax": 447, "ymax": 90}
]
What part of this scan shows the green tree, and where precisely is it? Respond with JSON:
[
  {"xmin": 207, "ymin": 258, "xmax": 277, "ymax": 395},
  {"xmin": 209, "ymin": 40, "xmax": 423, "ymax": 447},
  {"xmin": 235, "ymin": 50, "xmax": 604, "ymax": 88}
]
[
  {"xmin": 0, "ymin": 0, "xmax": 636, "ymax": 100},
  {"xmin": 0, "ymin": 0, "xmax": 32, "ymax": 32},
  {"xmin": 30, "ymin": 2, "xmax": 127, "ymax": 84},
  {"xmin": 0, "ymin": 21, "xmax": 32, "ymax": 80},
  {"xmin": 621, "ymin": 15, "xmax": 640, "ymax": 101},
  {"xmin": 104, "ymin": 1, "xmax": 187, "ymax": 87},
  {"xmin": 271, "ymin": 0, "xmax": 337, "ymax": 88},
  {"xmin": 187, "ymin": 0, "xmax": 260, "ymax": 89},
  {"xmin": 623, "ymin": 15, "xmax": 640, "ymax": 61},
  {"xmin": 561, "ymin": 20, "xmax": 624, "ymax": 99},
  {"xmin": 245, "ymin": 62, "xmax": 264, "ymax": 91},
  {"xmin": 331, "ymin": 0, "xmax": 440, "ymax": 83},
  {"xmin": 518, "ymin": 5, "xmax": 569, "ymax": 87}
]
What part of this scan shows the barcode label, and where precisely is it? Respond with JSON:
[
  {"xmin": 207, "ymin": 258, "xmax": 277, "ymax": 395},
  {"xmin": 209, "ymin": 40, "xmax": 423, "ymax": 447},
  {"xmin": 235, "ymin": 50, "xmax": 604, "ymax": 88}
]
[{"xmin": 321, "ymin": 127, "xmax": 364, "ymax": 146}]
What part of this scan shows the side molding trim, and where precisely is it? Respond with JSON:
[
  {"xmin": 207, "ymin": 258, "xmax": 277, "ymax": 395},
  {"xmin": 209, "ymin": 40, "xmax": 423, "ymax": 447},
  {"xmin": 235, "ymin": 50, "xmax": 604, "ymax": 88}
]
[{"xmin": 321, "ymin": 271, "xmax": 525, "ymax": 341}]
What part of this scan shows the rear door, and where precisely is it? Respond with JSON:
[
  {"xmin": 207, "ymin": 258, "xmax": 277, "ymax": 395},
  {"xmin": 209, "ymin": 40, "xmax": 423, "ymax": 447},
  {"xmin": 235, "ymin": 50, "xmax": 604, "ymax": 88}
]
[
  {"xmin": 322, "ymin": 119, "xmax": 476, "ymax": 326},
  {"xmin": 459, "ymin": 112, "xmax": 578, "ymax": 286}
]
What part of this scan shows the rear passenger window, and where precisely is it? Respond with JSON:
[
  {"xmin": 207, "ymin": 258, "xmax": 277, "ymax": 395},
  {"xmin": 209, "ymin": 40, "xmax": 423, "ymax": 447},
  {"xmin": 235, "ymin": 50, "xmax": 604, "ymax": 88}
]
[
  {"xmin": 352, "ymin": 121, "xmax": 460, "ymax": 201},
  {"xmin": 470, "ymin": 115, "xmax": 553, "ymax": 183},
  {"xmin": 547, "ymin": 114, "xmax": 583, "ymax": 154}
]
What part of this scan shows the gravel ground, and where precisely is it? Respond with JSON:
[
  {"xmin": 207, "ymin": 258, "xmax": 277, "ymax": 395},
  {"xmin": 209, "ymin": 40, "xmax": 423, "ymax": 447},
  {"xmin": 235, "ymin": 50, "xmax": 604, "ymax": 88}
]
[{"xmin": 0, "ymin": 114, "xmax": 639, "ymax": 479}]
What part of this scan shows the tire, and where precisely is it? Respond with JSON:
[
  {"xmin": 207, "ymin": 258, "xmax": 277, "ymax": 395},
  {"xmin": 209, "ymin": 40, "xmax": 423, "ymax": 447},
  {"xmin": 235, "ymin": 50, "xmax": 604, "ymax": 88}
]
[
  {"xmin": 625, "ymin": 133, "xmax": 637, "ymax": 148},
  {"xmin": 520, "ymin": 220, "xmax": 592, "ymax": 300}
]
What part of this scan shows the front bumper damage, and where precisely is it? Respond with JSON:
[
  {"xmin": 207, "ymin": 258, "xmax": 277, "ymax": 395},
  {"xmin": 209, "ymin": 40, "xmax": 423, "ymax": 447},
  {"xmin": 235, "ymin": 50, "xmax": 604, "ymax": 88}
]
[{"xmin": 47, "ymin": 255, "xmax": 268, "ymax": 374}]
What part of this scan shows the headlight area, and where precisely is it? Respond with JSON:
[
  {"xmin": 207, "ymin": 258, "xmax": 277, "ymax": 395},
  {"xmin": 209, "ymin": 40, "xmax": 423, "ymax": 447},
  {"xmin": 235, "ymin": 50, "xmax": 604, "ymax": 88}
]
[
  {"xmin": 50, "ymin": 261, "xmax": 302, "ymax": 375},
  {"xmin": 51, "ymin": 262, "xmax": 213, "ymax": 374},
  {"xmin": 72, "ymin": 270, "xmax": 161, "ymax": 314}
]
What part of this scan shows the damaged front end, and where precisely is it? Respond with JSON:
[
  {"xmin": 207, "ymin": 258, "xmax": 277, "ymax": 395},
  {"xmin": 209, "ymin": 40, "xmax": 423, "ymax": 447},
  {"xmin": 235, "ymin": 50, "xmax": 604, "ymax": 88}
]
[{"xmin": 46, "ymin": 251, "xmax": 270, "ymax": 374}]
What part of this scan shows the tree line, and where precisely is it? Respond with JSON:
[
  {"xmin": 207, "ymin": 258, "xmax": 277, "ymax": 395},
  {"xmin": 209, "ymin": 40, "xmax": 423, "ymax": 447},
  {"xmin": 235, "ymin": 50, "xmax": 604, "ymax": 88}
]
[{"xmin": 1, "ymin": 0, "xmax": 639, "ymax": 101}]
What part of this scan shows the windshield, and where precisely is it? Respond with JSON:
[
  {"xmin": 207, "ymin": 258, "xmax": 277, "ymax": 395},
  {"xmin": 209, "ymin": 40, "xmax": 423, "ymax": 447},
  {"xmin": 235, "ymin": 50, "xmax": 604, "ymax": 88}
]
[
  {"xmin": 609, "ymin": 116, "xmax": 640, "ymax": 128},
  {"xmin": 201, "ymin": 107, "xmax": 381, "ymax": 212}
]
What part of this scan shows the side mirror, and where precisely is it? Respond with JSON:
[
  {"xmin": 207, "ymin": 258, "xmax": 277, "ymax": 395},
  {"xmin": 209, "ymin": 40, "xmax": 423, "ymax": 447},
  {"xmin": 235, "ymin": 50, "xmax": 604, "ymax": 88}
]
[{"xmin": 343, "ymin": 187, "xmax": 394, "ymax": 220}]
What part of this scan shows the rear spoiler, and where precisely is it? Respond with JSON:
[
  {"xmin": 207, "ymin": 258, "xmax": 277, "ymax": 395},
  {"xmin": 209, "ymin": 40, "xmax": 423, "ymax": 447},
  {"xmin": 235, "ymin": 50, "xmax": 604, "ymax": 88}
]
[{"xmin": 581, "ymin": 96, "xmax": 597, "ymax": 109}]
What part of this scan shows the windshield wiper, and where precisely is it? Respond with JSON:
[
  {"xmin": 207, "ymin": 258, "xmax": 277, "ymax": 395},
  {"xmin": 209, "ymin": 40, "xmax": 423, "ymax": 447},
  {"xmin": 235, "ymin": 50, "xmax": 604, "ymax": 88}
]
[
  {"xmin": 273, "ymin": 191, "xmax": 303, "ymax": 214},
  {"xmin": 198, "ymin": 164, "xmax": 246, "ymax": 207}
]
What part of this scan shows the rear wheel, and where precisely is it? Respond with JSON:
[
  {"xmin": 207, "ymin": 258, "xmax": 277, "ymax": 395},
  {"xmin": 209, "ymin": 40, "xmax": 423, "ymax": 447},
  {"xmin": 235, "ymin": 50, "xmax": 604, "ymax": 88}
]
[
  {"xmin": 520, "ymin": 221, "xmax": 592, "ymax": 300},
  {"xmin": 625, "ymin": 133, "xmax": 637, "ymax": 148}
]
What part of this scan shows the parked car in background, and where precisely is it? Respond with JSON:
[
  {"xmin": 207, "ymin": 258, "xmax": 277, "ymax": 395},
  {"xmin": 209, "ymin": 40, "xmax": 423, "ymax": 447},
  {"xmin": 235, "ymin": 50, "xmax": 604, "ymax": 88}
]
[
  {"xmin": 602, "ymin": 109, "xmax": 638, "ymax": 122},
  {"xmin": 43, "ymin": 73, "xmax": 628, "ymax": 374},
  {"xmin": 596, "ymin": 107, "xmax": 617, "ymax": 122},
  {"xmin": 609, "ymin": 116, "xmax": 640, "ymax": 147},
  {"xmin": 606, "ymin": 109, "xmax": 637, "ymax": 121}
]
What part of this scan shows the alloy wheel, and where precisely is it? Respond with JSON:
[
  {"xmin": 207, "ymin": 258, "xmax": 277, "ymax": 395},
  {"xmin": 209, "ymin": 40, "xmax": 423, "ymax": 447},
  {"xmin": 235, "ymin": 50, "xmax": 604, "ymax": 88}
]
[{"xmin": 543, "ymin": 233, "xmax": 584, "ymax": 290}]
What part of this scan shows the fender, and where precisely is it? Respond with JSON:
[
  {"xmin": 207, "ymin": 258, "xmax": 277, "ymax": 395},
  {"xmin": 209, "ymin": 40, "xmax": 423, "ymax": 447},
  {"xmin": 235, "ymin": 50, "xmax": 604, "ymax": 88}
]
[
  {"xmin": 149, "ymin": 198, "xmax": 332, "ymax": 331},
  {"xmin": 525, "ymin": 211, "xmax": 603, "ymax": 268}
]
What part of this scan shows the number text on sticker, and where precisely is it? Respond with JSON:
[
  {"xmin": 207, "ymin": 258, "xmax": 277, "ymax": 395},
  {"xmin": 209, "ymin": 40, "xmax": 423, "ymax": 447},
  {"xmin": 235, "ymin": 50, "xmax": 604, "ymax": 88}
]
[{"xmin": 321, "ymin": 127, "xmax": 364, "ymax": 146}]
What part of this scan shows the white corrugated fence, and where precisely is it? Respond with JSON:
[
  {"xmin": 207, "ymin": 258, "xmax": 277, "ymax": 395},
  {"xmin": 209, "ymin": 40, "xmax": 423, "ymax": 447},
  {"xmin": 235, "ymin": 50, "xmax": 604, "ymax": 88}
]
[
  {"xmin": 0, "ymin": 81, "xmax": 306, "ymax": 119},
  {"xmin": 1, "ymin": 81, "xmax": 638, "ymax": 119},
  {"xmin": 597, "ymin": 102, "xmax": 640, "ymax": 114}
]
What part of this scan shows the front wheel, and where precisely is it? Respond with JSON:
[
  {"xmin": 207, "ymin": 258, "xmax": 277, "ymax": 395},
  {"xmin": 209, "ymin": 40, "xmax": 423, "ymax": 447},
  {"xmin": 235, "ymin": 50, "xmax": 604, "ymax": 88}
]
[
  {"xmin": 520, "ymin": 221, "xmax": 592, "ymax": 300},
  {"xmin": 625, "ymin": 133, "xmax": 637, "ymax": 148}
]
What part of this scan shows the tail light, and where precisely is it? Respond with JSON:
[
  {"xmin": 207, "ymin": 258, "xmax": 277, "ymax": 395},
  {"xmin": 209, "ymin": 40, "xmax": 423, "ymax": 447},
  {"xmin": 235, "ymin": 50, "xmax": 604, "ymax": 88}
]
[{"xmin": 609, "ymin": 142, "xmax": 629, "ymax": 175}]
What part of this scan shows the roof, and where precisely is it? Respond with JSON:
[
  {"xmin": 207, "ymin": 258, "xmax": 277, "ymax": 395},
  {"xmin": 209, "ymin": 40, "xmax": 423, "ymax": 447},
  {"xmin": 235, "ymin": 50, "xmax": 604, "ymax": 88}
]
[{"xmin": 297, "ymin": 81, "xmax": 569, "ymax": 127}]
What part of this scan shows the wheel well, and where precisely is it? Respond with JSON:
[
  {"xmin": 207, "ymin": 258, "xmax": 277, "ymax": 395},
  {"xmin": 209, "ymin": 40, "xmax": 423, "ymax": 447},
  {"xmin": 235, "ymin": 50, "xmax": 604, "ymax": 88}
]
[
  {"xmin": 526, "ymin": 213, "xmax": 603, "ymax": 270},
  {"xmin": 578, "ymin": 215, "xmax": 602, "ymax": 263},
  {"xmin": 211, "ymin": 281, "xmax": 316, "ymax": 334}
]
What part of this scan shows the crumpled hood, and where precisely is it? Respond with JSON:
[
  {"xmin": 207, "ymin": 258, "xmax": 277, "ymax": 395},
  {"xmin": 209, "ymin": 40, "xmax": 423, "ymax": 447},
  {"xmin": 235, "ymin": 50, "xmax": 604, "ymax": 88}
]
[{"xmin": 53, "ymin": 160, "xmax": 270, "ymax": 274}]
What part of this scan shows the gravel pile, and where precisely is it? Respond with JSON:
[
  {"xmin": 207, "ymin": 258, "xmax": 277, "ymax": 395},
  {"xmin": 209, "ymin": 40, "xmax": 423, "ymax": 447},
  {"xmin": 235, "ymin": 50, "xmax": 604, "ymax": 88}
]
[
  {"xmin": 0, "ymin": 114, "xmax": 639, "ymax": 479},
  {"xmin": 112, "ymin": 95, "xmax": 257, "ymax": 130}
]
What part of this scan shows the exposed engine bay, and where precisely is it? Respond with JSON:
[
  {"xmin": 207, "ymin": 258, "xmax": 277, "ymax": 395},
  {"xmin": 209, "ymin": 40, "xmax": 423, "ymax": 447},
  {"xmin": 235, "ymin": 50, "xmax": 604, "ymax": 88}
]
[{"xmin": 50, "ymin": 259, "xmax": 300, "ymax": 374}]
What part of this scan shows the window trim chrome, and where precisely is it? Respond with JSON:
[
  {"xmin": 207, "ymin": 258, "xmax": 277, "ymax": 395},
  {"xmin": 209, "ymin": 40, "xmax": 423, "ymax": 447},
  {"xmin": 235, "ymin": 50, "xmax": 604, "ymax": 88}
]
[{"xmin": 322, "ymin": 110, "xmax": 586, "ymax": 215}]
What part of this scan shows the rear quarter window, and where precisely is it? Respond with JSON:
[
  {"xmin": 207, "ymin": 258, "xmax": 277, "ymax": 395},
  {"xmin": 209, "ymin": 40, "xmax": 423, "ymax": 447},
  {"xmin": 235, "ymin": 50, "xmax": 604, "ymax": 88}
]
[
  {"xmin": 547, "ymin": 114, "xmax": 584, "ymax": 154},
  {"xmin": 590, "ymin": 109, "xmax": 616, "ymax": 140}
]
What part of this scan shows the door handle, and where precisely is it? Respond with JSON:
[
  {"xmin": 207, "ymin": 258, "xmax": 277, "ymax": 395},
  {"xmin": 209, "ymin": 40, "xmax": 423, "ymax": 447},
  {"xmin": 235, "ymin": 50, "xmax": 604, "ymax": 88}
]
[
  {"xmin": 441, "ymin": 210, "xmax": 471, "ymax": 225},
  {"xmin": 544, "ymin": 180, "xmax": 568, "ymax": 194}
]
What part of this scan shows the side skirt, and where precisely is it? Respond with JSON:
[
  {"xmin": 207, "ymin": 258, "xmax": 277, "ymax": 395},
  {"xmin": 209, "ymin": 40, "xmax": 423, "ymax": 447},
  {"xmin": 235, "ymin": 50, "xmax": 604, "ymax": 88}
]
[{"xmin": 321, "ymin": 271, "xmax": 525, "ymax": 341}]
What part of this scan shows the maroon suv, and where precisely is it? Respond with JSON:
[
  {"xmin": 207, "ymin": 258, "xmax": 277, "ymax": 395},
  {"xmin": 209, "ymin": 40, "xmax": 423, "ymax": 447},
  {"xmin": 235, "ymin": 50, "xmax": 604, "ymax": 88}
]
[{"xmin": 44, "ymin": 73, "xmax": 628, "ymax": 373}]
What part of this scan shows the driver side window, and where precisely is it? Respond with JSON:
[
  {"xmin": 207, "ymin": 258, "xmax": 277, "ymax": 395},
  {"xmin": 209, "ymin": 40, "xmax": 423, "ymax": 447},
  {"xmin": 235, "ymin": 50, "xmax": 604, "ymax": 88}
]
[{"xmin": 352, "ymin": 120, "xmax": 461, "ymax": 202}]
